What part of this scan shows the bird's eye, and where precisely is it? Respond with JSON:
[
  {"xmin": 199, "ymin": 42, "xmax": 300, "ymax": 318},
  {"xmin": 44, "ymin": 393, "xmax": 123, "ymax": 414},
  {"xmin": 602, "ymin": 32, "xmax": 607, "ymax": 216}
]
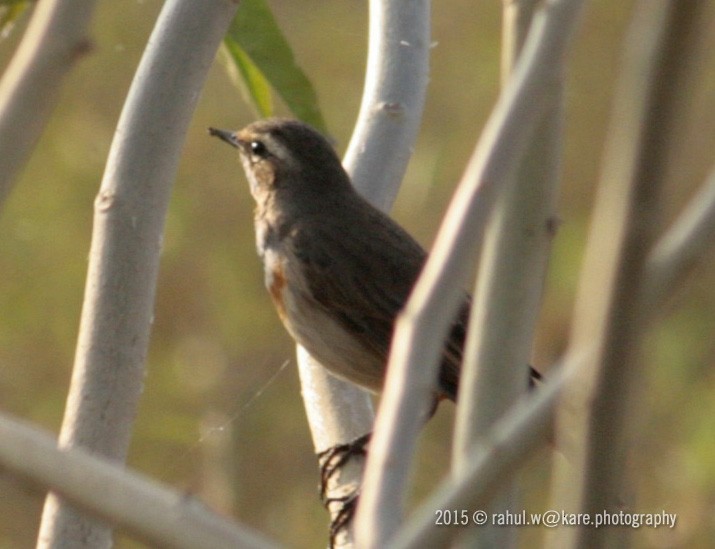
[{"xmin": 250, "ymin": 140, "xmax": 268, "ymax": 158}]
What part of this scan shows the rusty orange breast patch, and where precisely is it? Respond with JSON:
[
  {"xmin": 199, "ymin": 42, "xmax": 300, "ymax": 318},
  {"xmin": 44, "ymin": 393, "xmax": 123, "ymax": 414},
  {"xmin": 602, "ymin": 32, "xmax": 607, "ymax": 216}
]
[{"xmin": 266, "ymin": 259, "xmax": 288, "ymax": 322}]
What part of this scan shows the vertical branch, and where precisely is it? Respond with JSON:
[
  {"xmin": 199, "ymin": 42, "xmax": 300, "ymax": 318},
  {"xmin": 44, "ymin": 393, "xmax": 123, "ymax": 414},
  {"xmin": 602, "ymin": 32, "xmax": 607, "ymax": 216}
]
[
  {"xmin": 343, "ymin": 0, "xmax": 431, "ymax": 210},
  {"xmin": 452, "ymin": 0, "xmax": 563, "ymax": 545},
  {"xmin": 549, "ymin": 2, "xmax": 705, "ymax": 548},
  {"xmin": 355, "ymin": 1, "xmax": 586, "ymax": 546},
  {"xmin": 296, "ymin": 0, "xmax": 431, "ymax": 545},
  {"xmin": 36, "ymin": 1, "xmax": 239, "ymax": 547},
  {"xmin": 0, "ymin": 0, "xmax": 99, "ymax": 212},
  {"xmin": 296, "ymin": 350, "xmax": 373, "ymax": 549}
]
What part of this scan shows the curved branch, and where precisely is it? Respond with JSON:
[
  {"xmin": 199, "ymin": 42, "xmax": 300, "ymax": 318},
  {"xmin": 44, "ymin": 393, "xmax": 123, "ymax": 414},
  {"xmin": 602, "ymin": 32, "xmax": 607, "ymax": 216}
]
[
  {"xmin": 0, "ymin": 0, "xmax": 98, "ymax": 212},
  {"xmin": 37, "ymin": 1, "xmax": 239, "ymax": 547}
]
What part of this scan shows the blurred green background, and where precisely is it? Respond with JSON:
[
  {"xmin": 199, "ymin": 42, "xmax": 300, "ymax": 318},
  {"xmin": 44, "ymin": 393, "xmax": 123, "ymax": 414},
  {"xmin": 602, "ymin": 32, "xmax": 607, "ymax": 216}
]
[{"xmin": 1, "ymin": 1, "xmax": 714, "ymax": 547}]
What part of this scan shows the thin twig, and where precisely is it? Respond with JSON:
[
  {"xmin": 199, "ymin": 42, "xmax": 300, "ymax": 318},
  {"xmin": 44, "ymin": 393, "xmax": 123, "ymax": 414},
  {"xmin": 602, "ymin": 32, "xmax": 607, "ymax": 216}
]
[
  {"xmin": 643, "ymin": 166, "xmax": 715, "ymax": 313},
  {"xmin": 500, "ymin": 0, "xmax": 540, "ymax": 88}
]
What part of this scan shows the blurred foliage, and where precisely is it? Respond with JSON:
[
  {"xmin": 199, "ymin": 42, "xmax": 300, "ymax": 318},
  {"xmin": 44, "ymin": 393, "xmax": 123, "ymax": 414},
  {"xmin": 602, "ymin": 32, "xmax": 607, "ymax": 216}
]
[
  {"xmin": 0, "ymin": 0, "xmax": 30, "ymax": 39},
  {"xmin": 222, "ymin": 38, "xmax": 273, "ymax": 119},
  {"xmin": 0, "ymin": 0, "xmax": 714, "ymax": 548},
  {"xmin": 223, "ymin": 0, "xmax": 327, "ymax": 132}
]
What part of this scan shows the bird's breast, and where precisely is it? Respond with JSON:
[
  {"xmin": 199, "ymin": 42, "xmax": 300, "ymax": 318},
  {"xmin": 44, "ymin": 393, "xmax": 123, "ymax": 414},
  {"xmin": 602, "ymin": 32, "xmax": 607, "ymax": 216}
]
[
  {"xmin": 265, "ymin": 254, "xmax": 288, "ymax": 323},
  {"xmin": 260, "ymin": 246, "xmax": 384, "ymax": 393}
]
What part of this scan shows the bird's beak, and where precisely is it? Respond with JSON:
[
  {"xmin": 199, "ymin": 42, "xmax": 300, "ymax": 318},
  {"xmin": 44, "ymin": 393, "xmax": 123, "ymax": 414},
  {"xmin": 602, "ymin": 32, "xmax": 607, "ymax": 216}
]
[{"xmin": 208, "ymin": 127, "xmax": 240, "ymax": 149}]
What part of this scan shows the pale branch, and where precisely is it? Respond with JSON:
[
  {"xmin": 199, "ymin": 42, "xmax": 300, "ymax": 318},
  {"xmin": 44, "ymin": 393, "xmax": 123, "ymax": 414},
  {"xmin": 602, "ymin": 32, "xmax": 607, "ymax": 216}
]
[
  {"xmin": 500, "ymin": 0, "xmax": 540, "ymax": 88},
  {"xmin": 452, "ymin": 0, "xmax": 563, "ymax": 545},
  {"xmin": 355, "ymin": 1, "xmax": 586, "ymax": 546},
  {"xmin": 37, "ymin": 1, "xmax": 239, "ymax": 547},
  {"xmin": 0, "ymin": 0, "xmax": 99, "ymax": 212},
  {"xmin": 343, "ymin": 0, "xmax": 431, "ymax": 211},
  {"xmin": 390, "ymin": 155, "xmax": 715, "ymax": 548},
  {"xmin": 297, "ymin": 349, "xmax": 373, "ymax": 452},
  {"xmin": 549, "ymin": 3, "xmax": 705, "ymax": 548},
  {"xmin": 0, "ymin": 413, "xmax": 276, "ymax": 549},
  {"xmin": 295, "ymin": 0, "xmax": 431, "ymax": 545},
  {"xmin": 295, "ymin": 350, "xmax": 372, "ymax": 548},
  {"xmin": 394, "ymin": 364, "xmax": 569, "ymax": 549}
]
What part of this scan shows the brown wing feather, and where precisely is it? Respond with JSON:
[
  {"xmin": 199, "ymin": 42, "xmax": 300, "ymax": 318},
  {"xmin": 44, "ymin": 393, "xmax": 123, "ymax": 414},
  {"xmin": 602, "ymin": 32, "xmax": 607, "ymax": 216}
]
[
  {"xmin": 291, "ymin": 203, "xmax": 425, "ymax": 361},
  {"xmin": 290, "ymin": 198, "xmax": 467, "ymax": 398}
]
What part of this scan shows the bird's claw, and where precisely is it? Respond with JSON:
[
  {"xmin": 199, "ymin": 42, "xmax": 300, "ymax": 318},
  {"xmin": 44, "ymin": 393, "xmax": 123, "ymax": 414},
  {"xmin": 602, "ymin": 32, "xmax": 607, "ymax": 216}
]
[{"xmin": 317, "ymin": 433, "xmax": 371, "ymax": 547}]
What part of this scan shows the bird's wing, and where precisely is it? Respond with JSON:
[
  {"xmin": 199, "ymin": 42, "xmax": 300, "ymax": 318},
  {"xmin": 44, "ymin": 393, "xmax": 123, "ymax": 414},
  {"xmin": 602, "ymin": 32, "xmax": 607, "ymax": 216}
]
[
  {"xmin": 289, "ymin": 208, "xmax": 426, "ymax": 362},
  {"xmin": 438, "ymin": 298, "xmax": 469, "ymax": 401},
  {"xmin": 439, "ymin": 295, "xmax": 543, "ymax": 400},
  {"xmin": 288, "ymin": 203, "xmax": 476, "ymax": 402}
]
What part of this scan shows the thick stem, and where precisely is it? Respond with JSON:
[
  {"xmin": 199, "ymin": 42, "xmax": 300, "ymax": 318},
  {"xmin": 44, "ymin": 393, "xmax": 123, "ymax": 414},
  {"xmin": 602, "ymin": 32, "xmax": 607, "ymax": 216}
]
[
  {"xmin": 296, "ymin": 0, "xmax": 431, "ymax": 545},
  {"xmin": 37, "ymin": 1, "xmax": 239, "ymax": 547}
]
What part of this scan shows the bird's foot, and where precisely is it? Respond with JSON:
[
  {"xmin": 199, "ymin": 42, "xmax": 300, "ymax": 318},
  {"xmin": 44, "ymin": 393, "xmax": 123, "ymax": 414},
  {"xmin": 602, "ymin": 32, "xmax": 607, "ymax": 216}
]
[
  {"xmin": 317, "ymin": 433, "xmax": 371, "ymax": 547},
  {"xmin": 325, "ymin": 489, "xmax": 360, "ymax": 548}
]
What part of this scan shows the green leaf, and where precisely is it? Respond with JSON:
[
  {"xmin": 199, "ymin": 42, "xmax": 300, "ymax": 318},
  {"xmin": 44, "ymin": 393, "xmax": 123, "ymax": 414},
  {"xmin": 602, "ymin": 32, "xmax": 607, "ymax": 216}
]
[
  {"xmin": 0, "ymin": 1, "xmax": 30, "ymax": 39},
  {"xmin": 224, "ymin": 0, "xmax": 327, "ymax": 133},
  {"xmin": 222, "ymin": 39, "xmax": 273, "ymax": 118}
]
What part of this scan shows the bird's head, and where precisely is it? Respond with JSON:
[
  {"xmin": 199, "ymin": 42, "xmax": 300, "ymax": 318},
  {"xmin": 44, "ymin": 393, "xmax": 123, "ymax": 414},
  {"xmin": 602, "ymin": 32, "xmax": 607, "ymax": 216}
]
[{"xmin": 209, "ymin": 118, "xmax": 351, "ymax": 208}]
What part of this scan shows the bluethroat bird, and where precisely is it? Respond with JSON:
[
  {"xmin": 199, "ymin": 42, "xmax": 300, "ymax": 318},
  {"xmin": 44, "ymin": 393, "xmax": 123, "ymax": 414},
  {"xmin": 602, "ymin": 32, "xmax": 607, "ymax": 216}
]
[{"xmin": 209, "ymin": 118, "xmax": 540, "ymax": 542}]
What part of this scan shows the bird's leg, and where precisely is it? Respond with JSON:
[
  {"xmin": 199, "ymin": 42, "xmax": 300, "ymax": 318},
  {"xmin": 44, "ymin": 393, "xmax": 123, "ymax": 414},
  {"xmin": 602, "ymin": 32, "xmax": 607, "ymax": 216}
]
[
  {"xmin": 315, "ymin": 395, "xmax": 443, "ymax": 547},
  {"xmin": 317, "ymin": 432, "xmax": 371, "ymax": 547}
]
